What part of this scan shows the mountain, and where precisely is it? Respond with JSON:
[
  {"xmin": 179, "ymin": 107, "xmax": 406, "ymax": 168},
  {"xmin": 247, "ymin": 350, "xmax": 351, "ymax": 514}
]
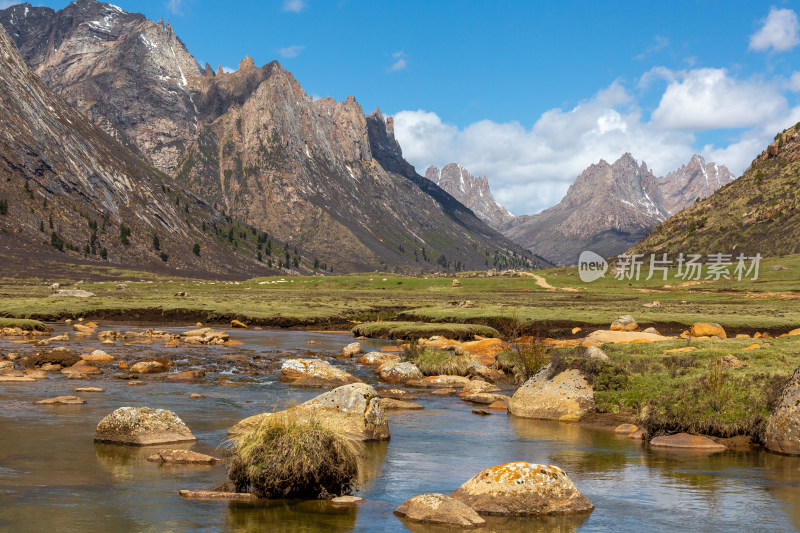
[
  {"xmin": 659, "ymin": 155, "xmax": 735, "ymax": 215},
  {"xmin": 0, "ymin": 21, "xmax": 272, "ymax": 278},
  {"xmin": 631, "ymin": 126, "xmax": 800, "ymax": 258},
  {"xmin": 424, "ymin": 164, "xmax": 515, "ymax": 230},
  {"xmin": 501, "ymin": 154, "xmax": 668, "ymax": 265},
  {"xmin": 0, "ymin": 0, "xmax": 536, "ymax": 273}
]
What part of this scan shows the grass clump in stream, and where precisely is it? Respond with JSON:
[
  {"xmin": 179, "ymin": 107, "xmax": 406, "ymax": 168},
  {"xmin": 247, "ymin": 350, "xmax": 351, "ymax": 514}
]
[
  {"xmin": 403, "ymin": 341, "xmax": 473, "ymax": 375},
  {"xmin": 227, "ymin": 414, "xmax": 363, "ymax": 499}
]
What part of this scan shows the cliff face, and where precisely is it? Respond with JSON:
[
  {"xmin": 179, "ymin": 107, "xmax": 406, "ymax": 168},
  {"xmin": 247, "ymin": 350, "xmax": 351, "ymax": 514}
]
[
  {"xmin": 2, "ymin": 0, "xmax": 535, "ymax": 273},
  {"xmin": 502, "ymin": 154, "xmax": 668, "ymax": 265},
  {"xmin": 425, "ymin": 164, "xmax": 515, "ymax": 230},
  {"xmin": 0, "ymin": 22, "xmax": 265, "ymax": 277},
  {"xmin": 0, "ymin": 0, "xmax": 201, "ymax": 173}
]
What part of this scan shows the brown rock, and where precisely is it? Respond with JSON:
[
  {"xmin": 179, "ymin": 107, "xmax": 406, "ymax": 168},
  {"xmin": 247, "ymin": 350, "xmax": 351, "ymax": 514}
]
[
  {"xmin": 147, "ymin": 449, "xmax": 221, "ymax": 464},
  {"xmin": 61, "ymin": 363, "xmax": 102, "ymax": 375},
  {"xmin": 461, "ymin": 393, "xmax": 510, "ymax": 405},
  {"xmin": 280, "ymin": 359, "xmax": 361, "ymax": 388},
  {"xmin": 75, "ymin": 387, "xmax": 104, "ymax": 392},
  {"xmin": 450, "ymin": 462, "xmax": 593, "ymax": 516},
  {"xmin": 508, "ymin": 366, "xmax": 595, "ymax": 421},
  {"xmin": 166, "ymin": 369, "xmax": 206, "ymax": 382},
  {"xmin": 407, "ymin": 375, "xmax": 471, "ymax": 389},
  {"xmin": 381, "ymin": 398, "xmax": 424, "ymax": 410},
  {"xmin": 650, "ymin": 433, "xmax": 726, "ymax": 451},
  {"xmin": 81, "ymin": 350, "xmax": 114, "ymax": 362},
  {"xmin": 765, "ymin": 366, "xmax": 800, "ymax": 455},
  {"xmin": 189, "ymin": 393, "xmax": 205, "ymax": 399},
  {"xmin": 178, "ymin": 490, "xmax": 255, "ymax": 501},
  {"xmin": 331, "ymin": 495, "xmax": 364, "ymax": 505},
  {"xmin": 378, "ymin": 361, "xmax": 423, "ymax": 383},
  {"xmin": 394, "ymin": 493, "xmax": 485, "ymax": 527},
  {"xmin": 356, "ymin": 352, "xmax": 400, "ymax": 366},
  {"xmin": 130, "ymin": 361, "xmax": 168, "ymax": 374},
  {"xmin": 614, "ymin": 423, "xmax": 639, "ymax": 435},
  {"xmin": 472, "ymin": 408, "xmax": 492, "ymax": 416},
  {"xmin": 231, "ymin": 320, "xmax": 248, "ymax": 328},
  {"xmin": 487, "ymin": 399, "xmax": 508, "ymax": 410},
  {"xmin": 34, "ymin": 395, "xmax": 85, "ymax": 405}
]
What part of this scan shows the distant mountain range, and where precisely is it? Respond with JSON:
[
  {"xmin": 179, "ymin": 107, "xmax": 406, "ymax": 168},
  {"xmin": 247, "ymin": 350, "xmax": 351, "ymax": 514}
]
[
  {"xmin": 632, "ymin": 127, "xmax": 800, "ymax": 258},
  {"xmin": 0, "ymin": 0, "xmax": 538, "ymax": 274},
  {"xmin": 425, "ymin": 155, "xmax": 735, "ymax": 266}
]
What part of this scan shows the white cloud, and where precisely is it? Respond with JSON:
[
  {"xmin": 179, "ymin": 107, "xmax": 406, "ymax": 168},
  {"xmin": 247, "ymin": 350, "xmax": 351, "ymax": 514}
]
[
  {"xmin": 279, "ymin": 45, "xmax": 305, "ymax": 58},
  {"xmin": 283, "ymin": 0, "xmax": 306, "ymax": 13},
  {"xmin": 166, "ymin": 0, "xmax": 183, "ymax": 15},
  {"xmin": 750, "ymin": 7, "xmax": 800, "ymax": 52},
  {"xmin": 221, "ymin": 66, "xmax": 235, "ymax": 73},
  {"xmin": 390, "ymin": 50, "xmax": 407, "ymax": 71},
  {"xmin": 650, "ymin": 68, "xmax": 786, "ymax": 130},
  {"xmin": 635, "ymin": 34, "xmax": 669, "ymax": 60},
  {"xmin": 393, "ymin": 72, "xmax": 800, "ymax": 215},
  {"xmin": 788, "ymin": 72, "xmax": 800, "ymax": 92}
]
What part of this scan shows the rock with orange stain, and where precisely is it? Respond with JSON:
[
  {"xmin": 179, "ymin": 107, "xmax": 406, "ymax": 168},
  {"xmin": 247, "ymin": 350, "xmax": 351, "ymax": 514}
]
[
  {"xmin": 280, "ymin": 359, "xmax": 361, "ymax": 388},
  {"xmin": 610, "ymin": 315, "xmax": 639, "ymax": 332},
  {"xmin": 584, "ymin": 330, "xmax": 672, "ymax": 345},
  {"xmin": 459, "ymin": 338, "xmax": 506, "ymax": 366},
  {"xmin": 690, "ymin": 323, "xmax": 727, "ymax": 339},
  {"xmin": 785, "ymin": 329, "xmax": 800, "ymax": 336},
  {"xmin": 450, "ymin": 462, "xmax": 593, "ymax": 516},
  {"xmin": 743, "ymin": 344, "xmax": 761, "ymax": 351},
  {"xmin": 508, "ymin": 366, "xmax": 595, "ymax": 422},
  {"xmin": 662, "ymin": 347, "xmax": 697, "ymax": 354}
]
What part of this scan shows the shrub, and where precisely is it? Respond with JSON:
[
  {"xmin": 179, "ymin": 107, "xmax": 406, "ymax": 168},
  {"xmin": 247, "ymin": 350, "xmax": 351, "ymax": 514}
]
[
  {"xmin": 119, "ymin": 224, "xmax": 131, "ymax": 246},
  {"xmin": 160, "ymin": 252, "xmax": 168, "ymax": 262},
  {"xmin": 50, "ymin": 232, "xmax": 64, "ymax": 251},
  {"xmin": 502, "ymin": 337, "xmax": 551, "ymax": 382},
  {"xmin": 0, "ymin": 198, "xmax": 7, "ymax": 215},
  {"xmin": 193, "ymin": 243, "xmax": 200, "ymax": 256},
  {"xmin": 226, "ymin": 414, "xmax": 363, "ymax": 499},
  {"xmin": 152, "ymin": 234, "xmax": 160, "ymax": 251}
]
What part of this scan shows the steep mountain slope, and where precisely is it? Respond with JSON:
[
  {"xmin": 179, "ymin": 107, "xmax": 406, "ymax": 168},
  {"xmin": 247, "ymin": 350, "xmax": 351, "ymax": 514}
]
[
  {"xmin": 0, "ymin": 22, "xmax": 268, "ymax": 278},
  {"xmin": 501, "ymin": 154, "xmax": 668, "ymax": 265},
  {"xmin": 631, "ymin": 126, "xmax": 800, "ymax": 258},
  {"xmin": 424, "ymin": 164, "xmax": 515, "ymax": 230},
  {"xmin": 1, "ymin": 0, "xmax": 535, "ymax": 273},
  {"xmin": 659, "ymin": 155, "xmax": 735, "ymax": 214}
]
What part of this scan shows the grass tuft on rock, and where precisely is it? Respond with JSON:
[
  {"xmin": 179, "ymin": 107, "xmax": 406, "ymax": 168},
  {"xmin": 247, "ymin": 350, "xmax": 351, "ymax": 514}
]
[
  {"xmin": 226, "ymin": 413, "xmax": 363, "ymax": 500},
  {"xmin": 405, "ymin": 345, "xmax": 473, "ymax": 376}
]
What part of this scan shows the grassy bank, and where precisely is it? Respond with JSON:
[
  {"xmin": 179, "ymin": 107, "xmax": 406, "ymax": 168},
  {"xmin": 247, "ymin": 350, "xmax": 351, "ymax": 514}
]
[
  {"xmin": 550, "ymin": 336, "xmax": 800, "ymax": 439},
  {"xmin": 0, "ymin": 318, "xmax": 51, "ymax": 332},
  {"xmin": 0, "ymin": 253, "xmax": 798, "ymax": 333},
  {"xmin": 352, "ymin": 321, "xmax": 498, "ymax": 340}
]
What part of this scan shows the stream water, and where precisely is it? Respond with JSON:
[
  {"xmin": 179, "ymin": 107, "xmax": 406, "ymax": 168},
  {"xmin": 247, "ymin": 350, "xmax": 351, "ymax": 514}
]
[{"xmin": 0, "ymin": 325, "xmax": 798, "ymax": 532}]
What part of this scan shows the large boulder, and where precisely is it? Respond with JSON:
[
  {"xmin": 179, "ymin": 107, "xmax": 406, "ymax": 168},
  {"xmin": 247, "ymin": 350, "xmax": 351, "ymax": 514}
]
[
  {"xmin": 394, "ymin": 493, "xmax": 485, "ymax": 527},
  {"xmin": 689, "ymin": 323, "xmax": 727, "ymax": 339},
  {"xmin": 228, "ymin": 383, "xmax": 389, "ymax": 441},
  {"xmin": 378, "ymin": 361, "xmax": 422, "ymax": 383},
  {"xmin": 450, "ymin": 462, "xmax": 593, "ymax": 516},
  {"xmin": 280, "ymin": 359, "xmax": 361, "ymax": 388},
  {"xmin": 765, "ymin": 367, "xmax": 800, "ymax": 455},
  {"xmin": 508, "ymin": 366, "xmax": 595, "ymax": 421},
  {"xmin": 94, "ymin": 407, "xmax": 196, "ymax": 445}
]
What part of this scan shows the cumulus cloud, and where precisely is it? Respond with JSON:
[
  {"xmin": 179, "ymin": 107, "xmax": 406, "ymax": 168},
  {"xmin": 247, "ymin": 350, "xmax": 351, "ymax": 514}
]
[
  {"xmin": 393, "ymin": 72, "xmax": 800, "ymax": 215},
  {"xmin": 221, "ymin": 66, "xmax": 235, "ymax": 73},
  {"xmin": 650, "ymin": 68, "xmax": 786, "ymax": 130},
  {"xmin": 279, "ymin": 45, "xmax": 305, "ymax": 58},
  {"xmin": 283, "ymin": 0, "xmax": 306, "ymax": 13},
  {"xmin": 750, "ymin": 7, "xmax": 800, "ymax": 52},
  {"xmin": 390, "ymin": 51, "xmax": 407, "ymax": 71}
]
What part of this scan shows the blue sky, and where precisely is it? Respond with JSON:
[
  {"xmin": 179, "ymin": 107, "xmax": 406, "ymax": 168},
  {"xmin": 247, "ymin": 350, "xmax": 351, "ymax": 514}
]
[{"xmin": 9, "ymin": 0, "xmax": 800, "ymax": 213}]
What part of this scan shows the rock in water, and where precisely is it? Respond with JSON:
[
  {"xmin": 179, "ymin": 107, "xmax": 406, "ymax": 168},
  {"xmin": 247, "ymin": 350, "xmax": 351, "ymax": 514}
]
[
  {"xmin": 649, "ymin": 433, "xmax": 726, "ymax": 452},
  {"xmin": 228, "ymin": 383, "xmax": 389, "ymax": 441},
  {"xmin": 280, "ymin": 359, "xmax": 361, "ymax": 387},
  {"xmin": 450, "ymin": 462, "xmax": 593, "ymax": 516},
  {"xmin": 508, "ymin": 366, "xmax": 595, "ymax": 421},
  {"xmin": 147, "ymin": 449, "xmax": 221, "ymax": 464},
  {"xmin": 765, "ymin": 367, "xmax": 800, "ymax": 455},
  {"xmin": 34, "ymin": 395, "xmax": 85, "ymax": 405},
  {"xmin": 378, "ymin": 361, "xmax": 423, "ymax": 383},
  {"xmin": 341, "ymin": 342, "xmax": 364, "ymax": 358},
  {"xmin": 95, "ymin": 407, "xmax": 196, "ymax": 445},
  {"xmin": 394, "ymin": 493, "xmax": 485, "ymax": 527}
]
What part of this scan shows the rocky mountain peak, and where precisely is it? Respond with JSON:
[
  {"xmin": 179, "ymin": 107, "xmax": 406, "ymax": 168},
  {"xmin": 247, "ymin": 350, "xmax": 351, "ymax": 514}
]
[
  {"xmin": 659, "ymin": 154, "xmax": 735, "ymax": 214},
  {"xmin": 424, "ymin": 163, "xmax": 515, "ymax": 230},
  {"xmin": 239, "ymin": 55, "xmax": 256, "ymax": 70}
]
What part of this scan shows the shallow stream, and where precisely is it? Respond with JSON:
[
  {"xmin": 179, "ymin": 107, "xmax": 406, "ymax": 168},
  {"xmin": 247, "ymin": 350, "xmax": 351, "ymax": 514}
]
[{"xmin": 0, "ymin": 325, "xmax": 798, "ymax": 532}]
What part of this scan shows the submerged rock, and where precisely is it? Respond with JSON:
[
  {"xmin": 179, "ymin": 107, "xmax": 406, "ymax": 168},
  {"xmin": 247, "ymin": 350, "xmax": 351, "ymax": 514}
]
[
  {"xmin": 228, "ymin": 383, "xmax": 389, "ymax": 441},
  {"xmin": 95, "ymin": 407, "xmax": 196, "ymax": 446},
  {"xmin": 508, "ymin": 366, "xmax": 595, "ymax": 421},
  {"xmin": 381, "ymin": 398, "xmax": 424, "ymax": 410},
  {"xmin": 650, "ymin": 433, "xmax": 726, "ymax": 451},
  {"xmin": 147, "ymin": 449, "xmax": 221, "ymax": 464},
  {"xmin": 765, "ymin": 367, "xmax": 800, "ymax": 455},
  {"xmin": 178, "ymin": 490, "xmax": 255, "ymax": 501},
  {"xmin": 34, "ymin": 395, "xmax": 85, "ymax": 405},
  {"xmin": 450, "ymin": 462, "xmax": 593, "ymax": 516},
  {"xmin": 394, "ymin": 493, "xmax": 485, "ymax": 527}
]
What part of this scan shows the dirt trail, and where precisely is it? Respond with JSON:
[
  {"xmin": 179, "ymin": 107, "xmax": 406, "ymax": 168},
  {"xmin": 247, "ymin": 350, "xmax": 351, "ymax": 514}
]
[{"xmin": 528, "ymin": 273, "xmax": 579, "ymax": 292}]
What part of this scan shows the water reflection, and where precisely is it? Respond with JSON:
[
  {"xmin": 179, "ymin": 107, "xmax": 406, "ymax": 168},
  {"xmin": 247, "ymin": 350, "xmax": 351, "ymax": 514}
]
[{"xmin": 225, "ymin": 499, "xmax": 358, "ymax": 532}]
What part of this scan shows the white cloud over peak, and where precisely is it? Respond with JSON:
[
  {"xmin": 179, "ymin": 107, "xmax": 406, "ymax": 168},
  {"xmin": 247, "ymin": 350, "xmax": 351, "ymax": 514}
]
[
  {"xmin": 283, "ymin": 0, "xmax": 306, "ymax": 13},
  {"xmin": 393, "ymin": 70, "xmax": 800, "ymax": 215},
  {"xmin": 750, "ymin": 7, "xmax": 800, "ymax": 52},
  {"xmin": 165, "ymin": 0, "xmax": 183, "ymax": 15},
  {"xmin": 650, "ymin": 68, "xmax": 786, "ymax": 130},
  {"xmin": 279, "ymin": 45, "xmax": 305, "ymax": 58}
]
